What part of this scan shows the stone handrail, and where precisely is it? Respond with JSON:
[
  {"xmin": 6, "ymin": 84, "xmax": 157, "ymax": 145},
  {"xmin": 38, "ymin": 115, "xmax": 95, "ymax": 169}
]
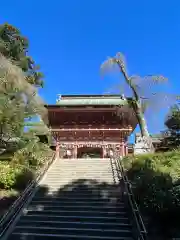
[{"xmin": 115, "ymin": 156, "xmax": 147, "ymax": 240}]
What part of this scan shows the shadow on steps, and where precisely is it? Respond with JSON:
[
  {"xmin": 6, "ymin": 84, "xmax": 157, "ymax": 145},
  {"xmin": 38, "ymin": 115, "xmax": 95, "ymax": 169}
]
[{"xmin": 5, "ymin": 179, "xmax": 134, "ymax": 240}]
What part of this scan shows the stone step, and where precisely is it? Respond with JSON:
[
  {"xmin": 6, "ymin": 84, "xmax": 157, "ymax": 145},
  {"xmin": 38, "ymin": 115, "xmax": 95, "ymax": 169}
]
[
  {"xmin": 52, "ymin": 167, "xmax": 113, "ymax": 169},
  {"xmin": 4, "ymin": 158, "xmax": 133, "ymax": 240},
  {"xmin": 43, "ymin": 185, "xmax": 116, "ymax": 189},
  {"xmin": 41, "ymin": 181, "xmax": 114, "ymax": 185},
  {"xmin": 17, "ymin": 219, "xmax": 132, "ymax": 230},
  {"xmin": 53, "ymin": 164, "xmax": 112, "ymax": 167},
  {"xmin": 49, "ymin": 175, "xmax": 114, "ymax": 177},
  {"xmin": 56, "ymin": 159, "xmax": 111, "ymax": 161},
  {"xmin": 49, "ymin": 170, "xmax": 114, "ymax": 172},
  {"xmin": 45, "ymin": 171, "xmax": 114, "ymax": 173},
  {"xmin": 30, "ymin": 200, "xmax": 125, "ymax": 207},
  {"xmin": 20, "ymin": 214, "xmax": 130, "ymax": 224},
  {"xmin": 33, "ymin": 189, "xmax": 122, "ymax": 197},
  {"xmin": 12, "ymin": 225, "xmax": 132, "ymax": 238},
  {"xmin": 50, "ymin": 167, "xmax": 113, "ymax": 170},
  {"xmin": 43, "ymin": 177, "xmax": 114, "ymax": 181},
  {"xmin": 58, "ymin": 170, "xmax": 115, "ymax": 172},
  {"xmin": 50, "ymin": 164, "xmax": 112, "ymax": 166},
  {"xmin": 41, "ymin": 182, "xmax": 114, "ymax": 186},
  {"xmin": 46, "ymin": 175, "xmax": 114, "ymax": 177},
  {"xmin": 33, "ymin": 193, "xmax": 122, "ymax": 199},
  {"xmin": 49, "ymin": 170, "xmax": 113, "ymax": 172},
  {"xmin": 23, "ymin": 209, "xmax": 128, "ymax": 218},
  {"xmin": 46, "ymin": 174, "xmax": 113, "ymax": 176},
  {"xmin": 50, "ymin": 171, "xmax": 113, "ymax": 172},
  {"xmin": 32, "ymin": 196, "xmax": 123, "ymax": 202},
  {"xmin": 42, "ymin": 180, "xmax": 114, "ymax": 183},
  {"xmin": 44, "ymin": 174, "xmax": 114, "ymax": 177},
  {"xmin": 49, "ymin": 166, "xmax": 113, "ymax": 168},
  {"xmin": 31, "ymin": 192, "xmax": 121, "ymax": 198},
  {"xmin": 27, "ymin": 204, "xmax": 126, "ymax": 212},
  {"xmin": 43, "ymin": 172, "xmax": 114, "ymax": 175},
  {"xmin": 55, "ymin": 165, "xmax": 113, "ymax": 167},
  {"xmin": 42, "ymin": 182, "xmax": 115, "ymax": 185},
  {"xmin": 52, "ymin": 165, "xmax": 112, "ymax": 167},
  {"xmin": 8, "ymin": 232, "xmax": 133, "ymax": 240},
  {"xmin": 56, "ymin": 164, "xmax": 112, "ymax": 166}
]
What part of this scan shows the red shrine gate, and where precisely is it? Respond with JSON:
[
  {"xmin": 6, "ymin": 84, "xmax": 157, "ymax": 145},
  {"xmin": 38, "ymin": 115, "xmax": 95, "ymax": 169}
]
[
  {"xmin": 46, "ymin": 95, "xmax": 137, "ymax": 158},
  {"xmin": 53, "ymin": 129, "xmax": 130, "ymax": 158}
]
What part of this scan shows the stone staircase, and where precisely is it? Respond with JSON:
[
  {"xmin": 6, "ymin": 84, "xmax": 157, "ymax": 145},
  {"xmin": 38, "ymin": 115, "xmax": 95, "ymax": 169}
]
[{"xmin": 3, "ymin": 158, "xmax": 134, "ymax": 240}]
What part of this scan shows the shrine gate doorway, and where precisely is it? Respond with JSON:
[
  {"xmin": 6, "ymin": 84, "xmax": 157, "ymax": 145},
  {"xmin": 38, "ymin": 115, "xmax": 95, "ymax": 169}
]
[{"xmin": 77, "ymin": 147, "xmax": 102, "ymax": 158}]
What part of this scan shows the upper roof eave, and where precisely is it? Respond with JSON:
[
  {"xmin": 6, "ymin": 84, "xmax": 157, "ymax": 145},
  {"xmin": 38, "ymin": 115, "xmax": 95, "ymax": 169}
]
[
  {"xmin": 45, "ymin": 104, "xmax": 124, "ymax": 108},
  {"xmin": 55, "ymin": 97, "xmax": 132, "ymax": 107}
]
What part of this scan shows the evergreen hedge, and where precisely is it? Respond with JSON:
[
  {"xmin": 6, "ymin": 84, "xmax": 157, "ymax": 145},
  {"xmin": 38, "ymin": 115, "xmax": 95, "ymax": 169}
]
[{"xmin": 122, "ymin": 150, "xmax": 180, "ymax": 237}]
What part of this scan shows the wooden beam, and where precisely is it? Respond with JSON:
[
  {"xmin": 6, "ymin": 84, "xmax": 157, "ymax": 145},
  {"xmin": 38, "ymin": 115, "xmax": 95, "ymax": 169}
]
[
  {"xmin": 51, "ymin": 128, "xmax": 132, "ymax": 131},
  {"xmin": 48, "ymin": 108, "xmax": 118, "ymax": 112}
]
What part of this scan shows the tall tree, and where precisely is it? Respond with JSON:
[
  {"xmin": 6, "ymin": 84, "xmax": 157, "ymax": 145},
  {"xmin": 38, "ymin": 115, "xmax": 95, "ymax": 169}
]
[
  {"xmin": 0, "ymin": 23, "xmax": 44, "ymax": 87},
  {"xmin": 101, "ymin": 52, "xmax": 167, "ymax": 137},
  {"xmin": 0, "ymin": 53, "xmax": 47, "ymax": 151}
]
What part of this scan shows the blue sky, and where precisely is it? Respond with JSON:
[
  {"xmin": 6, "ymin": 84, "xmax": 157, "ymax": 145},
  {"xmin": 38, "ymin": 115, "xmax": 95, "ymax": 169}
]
[{"xmin": 1, "ymin": 1, "xmax": 180, "ymax": 142}]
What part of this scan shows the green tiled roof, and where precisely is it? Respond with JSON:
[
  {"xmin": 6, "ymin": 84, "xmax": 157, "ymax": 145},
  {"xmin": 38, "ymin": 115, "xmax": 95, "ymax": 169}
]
[{"xmin": 56, "ymin": 98, "xmax": 128, "ymax": 106}]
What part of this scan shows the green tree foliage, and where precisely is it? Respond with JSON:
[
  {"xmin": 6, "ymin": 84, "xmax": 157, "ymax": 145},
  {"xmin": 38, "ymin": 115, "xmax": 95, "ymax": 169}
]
[
  {"xmin": 122, "ymin": 151, "xmax": 180, "ymax": 238},
  {"xmin": 12, "ymin": 136, "xmax": 52, "ymax": 169},
  {"xmin": 0, "ymin": 161, "xmax": 22, "ymax": 189},
  {"xmin": 0, "ymin": 54, "xmax": 47, "ymax": 152},
  {"xmin": 162, "ymin": 103, "xmax": 180, "ymax": 149},
  {"xmin": 26, "ymin": 120, "xmax": 51, "ymax": 144},
  {"xmin": 0, "ymin": 55, "xmax": 53, "ymax": 191},
  {"xmin": 0, "ymin": 135, "xmax": 53, "ymax": 191},
  {"xmin": 0, "ymin": 23, "xmax": 44, "ymax": 87},
  {"xmin": 101, "ymin": 52, "xmax": 168, "ymax": 137}
]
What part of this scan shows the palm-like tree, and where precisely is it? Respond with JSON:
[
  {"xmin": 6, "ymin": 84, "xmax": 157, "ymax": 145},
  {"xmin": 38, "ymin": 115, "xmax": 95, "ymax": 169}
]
[{"xmin": 101, "ymin": 52, "xmax": 167, "ymax": 138}]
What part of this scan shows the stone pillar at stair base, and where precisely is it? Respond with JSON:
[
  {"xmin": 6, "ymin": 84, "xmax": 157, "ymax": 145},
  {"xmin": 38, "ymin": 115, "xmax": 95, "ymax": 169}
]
[
  {"xmin": 102, "ymin": 147, "xmax": 106, "ymax": 158},
  {"xmin": 73, "ymin": 145, "xmax": 77, "ymax": 158},
  {"xmin": 55, "ymin": 141, "xmax": 60, "ymax": 158},
  {"xmin": 121, "ymin": 143, "xmax": 125, "ymax": 157},
  {"xmin": 125, "ymin": 146, "xmax": 128, "ymax": 155}
]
